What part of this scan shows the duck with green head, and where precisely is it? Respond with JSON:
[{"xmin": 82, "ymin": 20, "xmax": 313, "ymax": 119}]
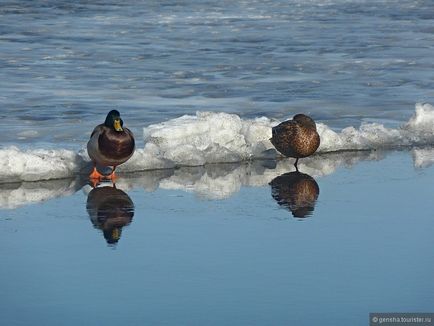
[{"xmin": 87, "ymin": 110, "xmax": 135, "ymax": 181}]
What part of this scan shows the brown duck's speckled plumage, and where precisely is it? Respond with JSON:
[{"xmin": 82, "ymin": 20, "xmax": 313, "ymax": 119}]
[
  {"xmin": 270, "ymin": 172, "xmax": 320, "ymax": 218},
  {"xmin": 270, "ymin": 114, "xmax": 320, "ymax": 158}
]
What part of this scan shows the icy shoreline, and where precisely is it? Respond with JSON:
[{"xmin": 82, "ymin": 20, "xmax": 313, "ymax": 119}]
[
  {"xmin": 2, "ymin": 103, "xmax": 434, "ymax": 183},
  {"xmin": 4, "ymin": 147, "xmax": 434, "ymax": 209}
]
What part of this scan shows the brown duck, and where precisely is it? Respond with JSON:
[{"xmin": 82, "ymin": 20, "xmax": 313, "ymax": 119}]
[
  {"xmin": 86, "ymin": 185, "xmax": 135, "ymax": 245},
  {"xmin": 87, "ymin": 110, "xmax": 135, "ymax": 182},
  {"xmin": 270, "ymin": 114, "xmax": 320, "ymax": 170},
  {"xmin": 270, "ymin": 171, "xmax": 320, "ymax": 218}
]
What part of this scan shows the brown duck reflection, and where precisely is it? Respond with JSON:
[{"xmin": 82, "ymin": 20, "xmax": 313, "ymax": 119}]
[
  {"xmin": 270, "ymin": 172, "xmax": 320, "ymax": 218},
  {"xmin": 86, "ymin": 185, "xmax": 134, "ymax": 245}
]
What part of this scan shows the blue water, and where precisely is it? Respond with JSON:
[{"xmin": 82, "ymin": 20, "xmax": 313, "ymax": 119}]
[
  {"xmin": 1, "ymin": 151, "xmax": 433, "ymax": 325},
  {"xmin": 1, "ymin": 0, "xmax": 434, "ymax": 146}
]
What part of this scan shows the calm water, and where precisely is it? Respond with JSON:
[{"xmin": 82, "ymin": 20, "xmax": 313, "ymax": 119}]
[
  {"xmin": 1, "ymin": 0, "xmax": 434, "ymax": 146},
  {"xmin": 1, "ymin": 2, "xmax": 434, "ymax": 325},
  {"xmin": 1, "ymin": 151, "xmax": 434, "ymax": 325}
]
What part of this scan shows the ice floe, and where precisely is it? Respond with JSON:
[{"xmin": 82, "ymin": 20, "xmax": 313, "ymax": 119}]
[{"xmin": 2, "ymin": 103, "xmax": 434, "ymax": 183}]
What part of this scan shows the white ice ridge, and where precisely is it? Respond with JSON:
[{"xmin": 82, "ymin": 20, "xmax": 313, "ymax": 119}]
[
  {"xmin": 144, "ymin": 104, "xmax": 434, "ymax": 166},
  {"xmin": 318, "ymin": 103, "xmax": 434, "ymax": 151},
  {"xmin": 143, "ymin": 103, "xmax": 434, "ymax": 163},
  {"xmin": 0, "ymin": 147, "xmax": 87, "ymax": 183},
  {"xmin": 142, "ymin": 111, "xmax": 277, "ymax": 166},
  {"xmin": 2, "ymin": 103, "xmax": 434, "ymax": 183}
]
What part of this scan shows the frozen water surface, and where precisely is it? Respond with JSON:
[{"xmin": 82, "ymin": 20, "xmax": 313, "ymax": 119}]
[{"xmin": 1, "ymin": 1, "xmax": 434, "ymax": 146}]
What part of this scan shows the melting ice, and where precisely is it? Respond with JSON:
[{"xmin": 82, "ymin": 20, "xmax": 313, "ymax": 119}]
[{"xmin": 2, "ymin": 103, "xmax": 434, "ymax": 183}]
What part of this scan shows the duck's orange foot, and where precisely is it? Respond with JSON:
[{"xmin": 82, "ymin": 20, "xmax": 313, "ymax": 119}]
[
  {"xmin": 89, "ymin": 166, "xmax": 104, "ymax": 179},
  {"xmin": 89, "ymin": 167, "xmax": 104, "ymax": 187},
  {"xmin": 89, "ymin": 166, "xmax": 117, "ymax": 187},
  {"xmin": 107, "ymin": 171, "xmax": 117, "ymax": 181},
  {"xmin": 89, "ymin": 178, "xmax": 100, "ymax": 188}
]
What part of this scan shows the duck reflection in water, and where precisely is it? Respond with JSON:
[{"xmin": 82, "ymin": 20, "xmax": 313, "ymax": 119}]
[
  {"xmin": 86, "ymin": 184, "xmax": 135, "ymax": 245},
  {"xmin": 269, "ymin": 172, "xmax": 320, "ymax": 218}
]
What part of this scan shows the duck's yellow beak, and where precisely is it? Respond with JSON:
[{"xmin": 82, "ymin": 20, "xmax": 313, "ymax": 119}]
[
  {"xmin": 114, "ymin": 119, "xmax": 123, "ymax": 132},
  {"xmin": 112, "ymin": 228, "xmax": 121, "ymax": 241}
]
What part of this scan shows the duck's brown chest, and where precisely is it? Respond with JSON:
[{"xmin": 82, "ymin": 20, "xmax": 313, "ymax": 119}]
[
  {"xmin": 291, "ymin": 128, "xmax": 320, "ymax": 157},
  {"xmin": 99, "ymin": 129, "xmax": 135, "ymax": 160},
  {"xmin": 272, "ymin": 125, "xmax": 320, "ymax": 158}
]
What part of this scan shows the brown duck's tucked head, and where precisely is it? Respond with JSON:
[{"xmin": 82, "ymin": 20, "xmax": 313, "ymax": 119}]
[
  {"xmin": 105, "ymin": 110, "xmax": 124, "ymax": 132},
  {"xmin": 293, "ymin": 114, "xmax": 317, "ymax": 130},
  {"xmin": 270, "ymin": 171, "xmax": 320, "ymax": 219}
]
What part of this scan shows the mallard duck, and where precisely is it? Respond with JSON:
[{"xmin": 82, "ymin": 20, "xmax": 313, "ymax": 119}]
[
  {"xmin": 270, "ymin": 171, "xmax": 320, "ymax": 218},
  {"xmin": 270, "ymin": 114, "xmax": 320, "ymax": 170},
  {"xmin": 87, "ymin": 110, "xmax": 135, "ymax": 181},
  {"xmin": 86, "ymin": 185, "xmax": 135, "ymax": 245}
]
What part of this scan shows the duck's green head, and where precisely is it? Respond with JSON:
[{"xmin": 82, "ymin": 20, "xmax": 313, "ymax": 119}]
[{"xmin": 105, "ymin": 110, "xmax": 123, "ymax": 132}]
